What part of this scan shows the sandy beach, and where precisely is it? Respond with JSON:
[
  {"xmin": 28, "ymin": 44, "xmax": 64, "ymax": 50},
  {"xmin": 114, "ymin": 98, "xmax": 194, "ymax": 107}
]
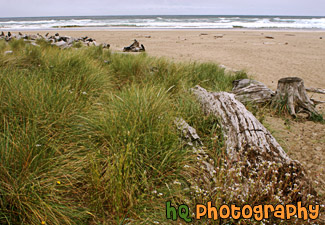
[
  {"xmin": 14, "ymin": 29, "xmax": 325, "ymax": 195},
  {"xmin": 22, "ymin": 29, "xmax": 325, "ymax": 89},
  {"xmin": 2, "ymin": 0, "xmax": 325, "ymax": 219},
  {"xmin": 23, "ymin": 29, "xmax": 325, "ymax": 111}
]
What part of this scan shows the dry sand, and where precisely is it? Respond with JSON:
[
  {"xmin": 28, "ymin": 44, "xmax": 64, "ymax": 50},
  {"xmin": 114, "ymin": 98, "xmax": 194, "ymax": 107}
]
[
  {"xmin": 26, "ymin": 29, "xmax": 325, "ymax": 89},
  {"xmin": 20, "ymin": 29, "xmax": 325, "ymax": 195}
]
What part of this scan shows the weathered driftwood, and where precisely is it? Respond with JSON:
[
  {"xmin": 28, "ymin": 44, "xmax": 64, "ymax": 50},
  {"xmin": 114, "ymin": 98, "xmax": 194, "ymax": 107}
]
[
  {"xmin": 214, "ymin": 34, "xmax": 224, "ymax": 38},
  {"xmin": 272, "ymin": 77, "xmax": 319, "ymax": 117},
  {"xmin": 232, "ymin": 79, "xmax": 274, "ymax": 103},
  {"xmin": 174, "ymin": 118, "xmax": 216, "ymax": 184},
  {"xmin": 0, "ymin": 32, "xmax": 110, "ymax": 49},
  {"xmin": 123, "ymin": 39, "xmax": 145, "ymax": 52},
  {"xmin": 191, "ymin": 85, "xmax": 316, "ymax": 201},
  {"xmin": 219, "ymin": 64, "xmax": 239, "ymax": 73},
  {"xmin": 311, "ymin": 99, "xmax": 325, "ymax": 104},
  {"xmin": 192, "ymin": 85, "xmax": 291, "ymax": 163},
  {"xmin": 306, "ymin": 87, "xmax": 325, "ymax": 94},
  {"xmin": 305, "ymin": 88, "xmax": 325, "ymax": 104}
]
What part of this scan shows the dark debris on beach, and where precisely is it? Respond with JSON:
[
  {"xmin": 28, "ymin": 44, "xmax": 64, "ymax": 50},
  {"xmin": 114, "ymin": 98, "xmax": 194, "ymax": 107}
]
[{"xmin": 0, "ymin": 31, "xmax": 110, "ymax": 49}]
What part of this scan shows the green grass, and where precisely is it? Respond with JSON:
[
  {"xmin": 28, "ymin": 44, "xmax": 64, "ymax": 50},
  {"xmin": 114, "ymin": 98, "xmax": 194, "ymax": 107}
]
[
  {"xmin": 269, "ymin": 93, "xmax": 324, "ymax": 123},
  {"xmin": 0, "ymin": 39, "xmax": 320, "ymax": 224}
]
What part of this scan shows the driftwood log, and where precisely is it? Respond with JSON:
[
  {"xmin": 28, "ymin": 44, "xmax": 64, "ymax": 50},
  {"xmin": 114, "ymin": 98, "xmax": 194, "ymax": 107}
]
[
  {"xmin": 174, "ymin": 118, "xmax": 216, "ymax": 185},
  {"xmin": 0, "ymin": 31, "xmax": 110, "ymax": 49},
  {"xmin": 232, "ymin": 79, "xmax": 275, "ymax": 103},
  {"xmin": 123, "ymin": 39, "xmax": 145, "ymax": 52},
  {"xmin": 306, "ymin": 87, "xmax": 325, "ymax": 94},
  {"xmin": 191, "ymin": 85, "xmax": 316, "ymax": 202},
  {"xmin": 192, "ymin": 85, "xmax": 291, "ymax": 162}
]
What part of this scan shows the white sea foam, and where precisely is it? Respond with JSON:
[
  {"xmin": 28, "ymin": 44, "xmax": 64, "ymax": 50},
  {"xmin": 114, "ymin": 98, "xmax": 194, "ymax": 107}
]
[{"xmin": 0, "ymin": 16, "xmax": 324, "ymax": 30}]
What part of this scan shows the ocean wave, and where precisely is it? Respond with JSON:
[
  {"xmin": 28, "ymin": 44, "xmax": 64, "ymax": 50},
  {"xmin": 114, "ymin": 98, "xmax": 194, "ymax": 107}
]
[{"xmin": 0, "ymin": 16, "xmax": 324, "ymax": 30}]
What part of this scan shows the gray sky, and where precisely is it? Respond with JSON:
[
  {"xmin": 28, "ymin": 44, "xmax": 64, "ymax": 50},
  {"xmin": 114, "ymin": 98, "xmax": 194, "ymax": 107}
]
[{"xmin": 0, "ymin": 0, "xmax": 324, "ymax": 18}]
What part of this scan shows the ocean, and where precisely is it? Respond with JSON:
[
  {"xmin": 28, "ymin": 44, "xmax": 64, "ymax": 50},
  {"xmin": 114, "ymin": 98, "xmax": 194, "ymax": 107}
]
[{"xmin": 0, "ymin": 15, "xmax": 324, "ymax": 30}]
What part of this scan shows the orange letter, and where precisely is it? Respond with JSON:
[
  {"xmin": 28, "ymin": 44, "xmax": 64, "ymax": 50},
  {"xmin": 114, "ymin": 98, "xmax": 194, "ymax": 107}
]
[
  {"xmin": 242, "ymin": 205, "xmax": 253, "ymax": 219},
  {"xmin": 196, "ymin": 204, "xmax": 207, "ymax": 219},
  {"xmin": 297, "ymin": 202, "xmax": 307, "ymax": 220},
  {"xmin": 231, "ymin": 204, "xmax": 241, "ymax": 219},
  {"xmin": 219, "ymin": 205, "xmax": 230, "ymax": 219},
  {"xmin": 253, "ymin": 205, "xmax": 263, "ymax": 221},
  {"xmin": 309, "ymin": 205, "xmax": 319, "ymax": 220},
  {"xmin": 264, "ymin": 205, "xmax": 274, "ymax": 219},
  {"xmin": 207, "ymin": 202, "xmax": 218, "ymax": 220},
  {"xmin": 286, "ymin": 204, "xmax": 297, "ymax": 220},
  {"xmin": 274, "ymin": 205, "xmax": 285, "ymax": 219}
]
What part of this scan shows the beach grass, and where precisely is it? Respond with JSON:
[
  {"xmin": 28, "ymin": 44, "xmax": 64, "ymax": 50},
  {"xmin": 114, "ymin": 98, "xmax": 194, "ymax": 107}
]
[{"xmin": 1, "ymin": 39, "xmax": 320, "ymax": 224}]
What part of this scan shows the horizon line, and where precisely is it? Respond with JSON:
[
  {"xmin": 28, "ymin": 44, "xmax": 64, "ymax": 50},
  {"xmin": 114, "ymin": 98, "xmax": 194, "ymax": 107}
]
[{"xmin": 1, "ymin": 14, "xmax": 324, "ymax": 19}]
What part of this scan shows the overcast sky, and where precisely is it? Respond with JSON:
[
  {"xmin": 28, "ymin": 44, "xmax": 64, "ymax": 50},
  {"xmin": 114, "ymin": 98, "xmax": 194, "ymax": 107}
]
[{"xmin": 0, "ymin": 0, "xmax": 324, "ymax": 18}]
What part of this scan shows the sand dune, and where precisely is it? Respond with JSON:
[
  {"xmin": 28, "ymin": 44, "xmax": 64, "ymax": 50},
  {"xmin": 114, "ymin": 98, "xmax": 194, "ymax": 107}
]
[
  {"xmin": 23, "ymin": 29, "xmax": 325, "ymax": 89},
  {"xmin": 15, "ymin": 29, "xmax": 325, "ymax": 195}
]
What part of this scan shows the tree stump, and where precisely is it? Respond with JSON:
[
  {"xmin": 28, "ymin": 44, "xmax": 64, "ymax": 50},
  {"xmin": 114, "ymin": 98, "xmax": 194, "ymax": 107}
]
[
  {"xmin": 232, "ymin": 78, "xmax": 324, "ymax": 116},
  {"xmin": 272, "ymin": 77, "xmax": 319, "ymax": 117}
]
